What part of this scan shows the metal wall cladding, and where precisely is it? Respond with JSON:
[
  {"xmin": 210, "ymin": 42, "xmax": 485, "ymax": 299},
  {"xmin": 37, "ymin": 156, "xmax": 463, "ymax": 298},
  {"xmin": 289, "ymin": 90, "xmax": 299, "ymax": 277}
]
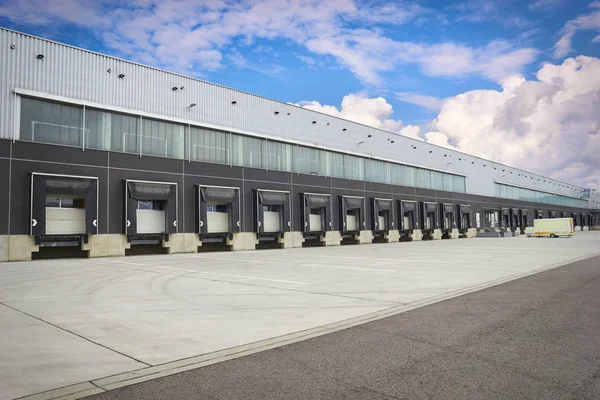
[{"xmin": 0, "ymin": 28, "xmax": 588, "ymax": 201}]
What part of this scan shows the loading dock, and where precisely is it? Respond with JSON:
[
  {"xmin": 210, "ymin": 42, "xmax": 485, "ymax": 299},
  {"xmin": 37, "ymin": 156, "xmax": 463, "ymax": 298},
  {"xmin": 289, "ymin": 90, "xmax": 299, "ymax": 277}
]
[
  {"xmin": 536, "ymin": 210, "xmax": 544, "ymax": 219},
  {"xmin": 581, "ymin": 213, "xmax": 588, "ymax": 230},
  {"xmin": 124, "ymin": 179, "xmax": 177, "ymax": 246},
  {"xmin": 400, "ymin": 200, "xmax": 420, "ymax": 241},
  {"xmin": 255, "ymin": 189, "xmax": 290, "ymax": 247},
  {"xmin": 372, "ymin": 198, "xmax": 394, "ymax": 242},
  {"xmin": 550, "ymin": 211, "xmax": 557, "ymax": 219},
  {"xmin": 197, "ymin": 185, "xmax": 240, "ymax": 246},
  {"xmin": 339, "ymin": 195, "xmax": 365, "ymax": 244},
  {"xmin": 302, "ymin": 192, "xmax": 331, "ymax": 245},
  {"xmin": 30, "ymin": 172, "xmax": 98, "ymax": 249},
  {"xmin": 510, "ymin": 208, "xmax": 520, "ymax": 234},
  {"xmin": 440, "ymin": 203, "xmax": 457, "ymax": 239},
  {"xmin": 520, "ymin": 209, "xmax": 528, "ymax": 234},
  {"xmin": 500, "ymin": 208, "xmax": 510, "ymax": 231},
  {"xmin": 421, "ymin": 201, "xmax": 440, "ymax": 240},
  {"xmin": 457, "ymin": 204, "xmax": 471, "ymax": 237}
]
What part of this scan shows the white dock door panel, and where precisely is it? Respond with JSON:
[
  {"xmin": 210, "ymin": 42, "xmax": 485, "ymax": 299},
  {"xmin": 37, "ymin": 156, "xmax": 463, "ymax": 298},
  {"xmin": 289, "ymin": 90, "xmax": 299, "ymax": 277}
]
[
  {"xmin": 379, "ymin": 215, "xmax": 386, "ymax": 230},
  {"xmin": 45, "ymin": 208, "xmax": 86, "ymax": 235},
  {"xmin": 309, "ymin": 214, "xmax": 322, "ymax": 232},
  {"xmin": 346, "ymin": 214, "xmax": 358, "ymax": 231},
  {"xmin": 403, "ymin": 215, "xmax": 410, "ymax": 230},
  {"xmin": 263, "ymin": 211, "xmax": 280, "ymax": 233},
  {"xmin": 136, "ymin": 210, "xmax": 165, "ymax": 233},
  {"xmin": 207, "ymin": 212, "xmax": 229, "ymax": 233}
]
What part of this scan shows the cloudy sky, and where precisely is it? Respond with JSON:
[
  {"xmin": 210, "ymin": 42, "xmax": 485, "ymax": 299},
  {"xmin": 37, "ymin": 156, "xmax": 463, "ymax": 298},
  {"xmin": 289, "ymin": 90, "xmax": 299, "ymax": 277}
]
[{"xmin": 1, "ymin": 0, "xmax": 599, "ymax": 189}]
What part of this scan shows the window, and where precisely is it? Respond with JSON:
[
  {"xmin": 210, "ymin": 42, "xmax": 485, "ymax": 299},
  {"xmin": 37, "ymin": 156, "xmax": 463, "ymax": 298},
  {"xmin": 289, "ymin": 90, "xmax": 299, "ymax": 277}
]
[
  {"xmin": 294, "ymin": 145, "xmax": 324, "ymax": 175},
  {"xmin": 367, "ymin": 159, "xmax": 390, "ymax": 184},
  {"xmin": 207, "ymin": 204, "xmax": 228, "ymax": 212},
  {"xmin": 189, "ymin": 127, "xmax": 230, "ymax": 164},
  {"xmin": 137, "ymin": 200, "xmax": 163, "ymax": 210},
  {"xmin": 142, "ymin": 118, "xmax": 185, "ymax": 159},
  {"xmin": 265, "ymin": 140, "xmax": 292, "ymax": 171},
  {"xmin": 263, "ymin": 205, "xmax": 280, "ymax": 212},
  {"xmin": 19, "ymin": 98, "xmax": 471, "ymax": 195},
  {"xmin": 46, "ymin": 197, "xmax": 84, "ymax": 208},
  {"xmin": 21, "ymin": 98, "xmax": 84, "ymax": 147},
  {"xmin": 495, "ymin": 183, "xmax": 587, "ymax": 208},
  {"xmin": 85, "ymin": 108, "xmax": 139, "ymax": 152}
]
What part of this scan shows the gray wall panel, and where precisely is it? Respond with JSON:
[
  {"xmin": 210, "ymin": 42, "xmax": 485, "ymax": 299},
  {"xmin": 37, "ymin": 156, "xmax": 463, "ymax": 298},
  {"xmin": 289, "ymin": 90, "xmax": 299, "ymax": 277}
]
[
  {"xmin": 0, "ymin": 138, "xmax": 10, "ymax": 158},
  {"xmin": 244, "ymin": 168, "xmax": 291, "ymax": 184},
  {"xmin": 12, "ymin": 141, "xmax": 108, "ymax": 166},
  {"xmin": 184, "ymin": 161, "xmax": 243, "ymax": 180},
  {"xmin": 110, "ymin": 152, "xmax": 183, "ymax": 174}
]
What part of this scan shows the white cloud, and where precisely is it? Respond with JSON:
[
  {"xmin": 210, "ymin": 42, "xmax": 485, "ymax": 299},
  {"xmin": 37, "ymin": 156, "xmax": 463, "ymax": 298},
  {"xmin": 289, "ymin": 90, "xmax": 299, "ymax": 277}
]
[
  {"xmin": 297, "ymin": 93, "xmax": 403, "ymax": 132},
  {"xmin": 399, "ymin": 125, "xmax": 422, "ymax": 140},
  {"xmin": 554, "ymin": 1, "xmax": 600, "ymax": 58},
  {"xmin": 396, "ymin": 92, "xmax": 443, "ymax": 111},
  {"xmin": 0, "ymin": 0, "xmax": 538, "ymax": 84},
  {"xmin": 429, "ymin": 56, "xmax": 600, "ymax": 189},
  {"xmin": 528, "ymin": 0, "xmax": 566, "ymax": 11}
]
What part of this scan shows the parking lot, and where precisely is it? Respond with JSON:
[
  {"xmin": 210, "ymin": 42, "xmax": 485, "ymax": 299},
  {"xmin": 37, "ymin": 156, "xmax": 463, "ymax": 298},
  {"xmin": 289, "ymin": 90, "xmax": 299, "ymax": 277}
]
[{"xmin": 1, "ymin": 233, "xmax": 600, "ymax": 399}]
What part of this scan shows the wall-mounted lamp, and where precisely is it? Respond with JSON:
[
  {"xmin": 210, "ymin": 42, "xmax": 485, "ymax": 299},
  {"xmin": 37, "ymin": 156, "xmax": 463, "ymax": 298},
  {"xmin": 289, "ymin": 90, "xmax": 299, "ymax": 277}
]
[
  {"xmin": 287, "ymin": 112, "xmax": 290, "ymax": 115},
  {"xmin": 390, "ymin": 140, "xmax": 394, "ymax": 143},
  {"xmin": 10, "ymin": 45, "xmax": 15, "ymax": 49},
  {"xmin": 36, "ymin": 54, "xmax": 44, "ymax": 60},
  {"xmin": 367, "ymin": 134, "xmax": 372, "ymax": 138},
  {"xmin": 231, "ymin": 100, "xmax": 237, "ymax": 105},
  {"xmin": 180, "ymin": 86, "xmax": 184, "ymax": 90},
  {"xmin": 274, "ymin": 111, "xmax": 279, "ymax": 115},
  {"xmin": 188, "ymin": 103, "xmax": 197, "ymax": 109},
  {"xmin": 107, "ymin": 68, "xmax": 111, "ymax": 73},
  {"xmin": 357, "ymin": 141, "xmax": 364, "ymax": 145},
  {"xmin": 118, "ymin": 73, "xmax": 125, "ymax": 79},
  {"xmin": 312, "ymin": 121, "xmax": 317, "ymax": 124},
  {"xmin": 172, "ymin": 87, "xmax": 178, "ymax": 91},
  {"xmin": 327, "ymin": 122, "xmax": 330, "ymax": 125},
  {"xmin": 342, "ymin": 128, "xmax": 347, "ymax": 131}
]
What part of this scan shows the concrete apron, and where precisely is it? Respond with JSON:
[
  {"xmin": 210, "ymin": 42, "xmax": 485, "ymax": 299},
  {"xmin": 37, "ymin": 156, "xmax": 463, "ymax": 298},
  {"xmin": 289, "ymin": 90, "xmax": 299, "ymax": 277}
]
[{"xmin": 10, "ymin": 249, "xmax": 600, "ymax": 400}]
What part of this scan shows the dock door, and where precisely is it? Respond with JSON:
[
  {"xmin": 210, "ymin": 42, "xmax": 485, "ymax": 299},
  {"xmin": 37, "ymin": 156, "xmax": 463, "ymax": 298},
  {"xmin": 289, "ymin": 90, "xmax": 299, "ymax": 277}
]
[
  {"xmin": 372, "ymin": 198, "xmax": 393, "ymax": 240},
  {"xmin": 421, "ymin": 202, "xmax": 439, "ymax": 240},
  {"xmin": 197, "ymin": 185, "xmax": 240, "ymax": 243},
  {"xmin": 457, "ymin": 204, "xmax": 471, "ymax": 235},
  {"xmin": 440, "ymin": 203, "xmax": 456, "ymax": 238},
  {"xmin": 339, "ymin": 196, "xmax": 365, "ymax": 243},
  {"xmin": 302, "ymin": 193, "xmax": 330, "ymax": 240},
  {"xmin": 30, "ymin": 173, "xmax": 98, "ymax": 247},
  {"xmin": 124, "ymin": 179, "xmax": 177, "ymax": 244},
  {"xmin": 255, "ymin": 189, "xmax": 290, "ymax": 242},
  {"xmin": 400, "ymin": 200, "xmax": 418, "ymax": 240}
]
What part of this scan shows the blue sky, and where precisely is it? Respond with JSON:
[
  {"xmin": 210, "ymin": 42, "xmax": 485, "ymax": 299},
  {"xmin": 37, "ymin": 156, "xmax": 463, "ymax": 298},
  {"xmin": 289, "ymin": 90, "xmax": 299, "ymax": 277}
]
[{"xmin": 1, "ymin": 0, "xmax": 600, "ymax": 189}]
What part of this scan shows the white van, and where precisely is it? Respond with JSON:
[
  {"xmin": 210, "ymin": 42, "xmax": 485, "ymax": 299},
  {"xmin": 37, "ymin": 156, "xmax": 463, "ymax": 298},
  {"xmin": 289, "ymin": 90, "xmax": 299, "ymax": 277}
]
[{"xmin": 528, "ymin": 218, "xmax": 574, "ymax": 238}]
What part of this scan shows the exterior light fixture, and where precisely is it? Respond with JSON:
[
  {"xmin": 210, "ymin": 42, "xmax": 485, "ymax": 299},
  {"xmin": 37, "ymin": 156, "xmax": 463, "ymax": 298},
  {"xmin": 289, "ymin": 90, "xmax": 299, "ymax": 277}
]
[
  {"xmin": 188, "ymin": 103, "xmax": 197, "ymax": 109},
  {"xmin": 118, "ymin": 73, "xmax": 125, "ymax": 79},
  {"xmin": 231, "ymin": 100, "xmax": 237, "ymax": 105},
  {"xmin": 343, "ymin": 128, "xmax": 347, "ymax": 131},
  {"xmin": 274, "ymin": 111, "xmax": 279, "ymax": 115},
  {"xmin": 172, "ymin": 87, "xmax": 178, "ymax": 91},
  {"xmin": 429, "ymin": 151, "xmax": 433, "ymax": 153},
  {"xmin": 107, "ymin": 69, "xmax": 111, "ymax": 73},
  {"xmin": 287, "ymin": 112, "xmax": 290, "ymax": 115},
  {"xmin": 312, "ymin": 121, "xmax": 317, "ymax": 124},
  {"xmin": 390, "ymin": 140, "xmax": 394, "ymax": 143},
  {"xmin": 367, "ymin": 134, "xmax": 372, "ymax": 138},
  {"xmin": 180, "ymin": 86, "xmax": 184, "ymax": 90},
  {"xmin": 36, "ymin": 54, "xmax": 44, "ymax": 60},
  {"xmin": 357, "ymin": 141, "xmax": 364, "ymax": 145},
  {"xmin": 10, "ymin": 45, "xmax": 15, "ymax": 49}
]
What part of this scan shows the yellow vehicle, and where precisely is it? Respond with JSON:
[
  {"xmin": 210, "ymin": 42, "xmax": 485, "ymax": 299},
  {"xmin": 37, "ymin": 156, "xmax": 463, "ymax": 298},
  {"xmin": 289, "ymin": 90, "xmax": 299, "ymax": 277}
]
[{"xmin": 528, "ymin": 218, "xmax": 574, "ymax": 238}]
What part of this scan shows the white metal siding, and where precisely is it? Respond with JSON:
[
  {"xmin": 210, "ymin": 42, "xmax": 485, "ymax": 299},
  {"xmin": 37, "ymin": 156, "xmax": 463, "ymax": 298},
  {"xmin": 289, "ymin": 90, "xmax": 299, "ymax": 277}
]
[{"xmin": 0, "ymin": 28, "xmax": 587, "ymax": 200}]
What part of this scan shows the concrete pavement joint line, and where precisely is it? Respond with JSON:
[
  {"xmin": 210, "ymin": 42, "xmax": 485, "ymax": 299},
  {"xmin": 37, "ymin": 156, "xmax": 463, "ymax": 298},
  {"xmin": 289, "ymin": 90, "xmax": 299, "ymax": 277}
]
[
  {"xmin": 0, "ymin": 301, "xmax": 152, "ymax": 369},
  {"xmin": 23, "ymin": 253, "xmax": 600, "ymax": 400},
  {"xmin": 174, "ymin": 254, "xmax": 398, "ymax": 272},
  {"xmin": 95, "ymin": 259, "xmax": 310, "ymax": 285},
  {"xmin": 13, "ymin": 382, "xmax": 105, "ymax": 400}
]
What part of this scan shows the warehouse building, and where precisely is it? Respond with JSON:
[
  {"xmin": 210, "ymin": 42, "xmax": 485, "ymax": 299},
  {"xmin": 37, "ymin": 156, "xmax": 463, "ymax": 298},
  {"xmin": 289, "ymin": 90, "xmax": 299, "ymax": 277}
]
[{"xmin": 0, "ymin": 28, "xmax": 599, "ymax": 262}]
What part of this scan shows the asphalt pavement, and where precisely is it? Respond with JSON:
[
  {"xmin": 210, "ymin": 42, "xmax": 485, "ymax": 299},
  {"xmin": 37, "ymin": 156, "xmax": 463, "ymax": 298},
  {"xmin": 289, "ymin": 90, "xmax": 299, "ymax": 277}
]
[{"xmin": 87, "ymin": 255, "xmax": 600, "ymax": 400}]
